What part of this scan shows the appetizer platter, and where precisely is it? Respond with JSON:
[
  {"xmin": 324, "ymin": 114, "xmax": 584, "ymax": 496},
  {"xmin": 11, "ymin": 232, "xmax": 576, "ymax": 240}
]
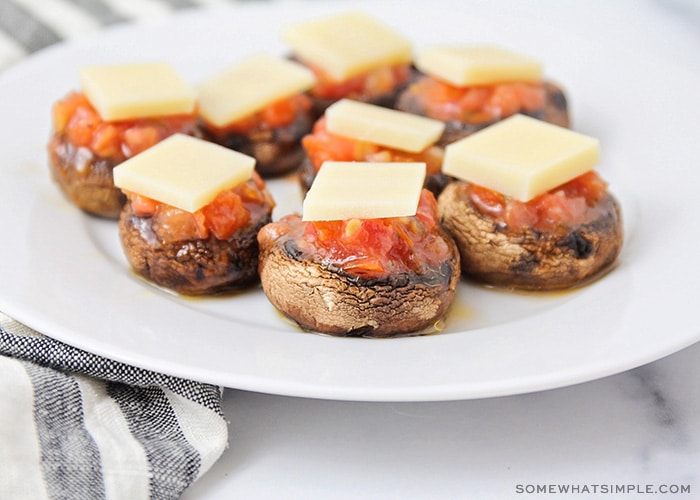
[{"xmin": 0, "ymin": 1, "xmax": 699, "ymax": 401}]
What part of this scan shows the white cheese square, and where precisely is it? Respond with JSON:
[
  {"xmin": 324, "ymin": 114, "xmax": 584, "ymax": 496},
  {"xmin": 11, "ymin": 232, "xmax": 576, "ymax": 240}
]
[
  {"xmin": 325, "ymin": 99, "xmax": 445, "ymax": 153},
  {"xmin": 282, "ymin": 11, "xmax": 412, "ymax": 82},
  {"xmin": 442, "ymin": 114, "xmax": 600, "ymax": 201},
  {"xmin": 302, "ymin": 161, "xmax": 426, "ymax": 221},
  {"xmin": 198, "ymin": 53, "xmax": 316, "ymax": 128},
  {"xmin": 113, "ymin": 134, "xmax": 255, "ymax": 213},
  {"xmin": 79, "ymin": 62, "xmax": 196, "ymax": 121},
  {"xmin": 416, "ymin": 45, "xmax": 543, "ymax": 87}
]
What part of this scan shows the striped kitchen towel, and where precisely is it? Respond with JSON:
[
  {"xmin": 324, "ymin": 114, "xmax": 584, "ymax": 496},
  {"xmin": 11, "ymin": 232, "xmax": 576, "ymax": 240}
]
[
  {"xmin": 0, "ymin": 312, "xmax": 228, "ymax": 500},
  {"xmin": 0, "ymin": 0, "xmax": 240, "ymax": 72}
]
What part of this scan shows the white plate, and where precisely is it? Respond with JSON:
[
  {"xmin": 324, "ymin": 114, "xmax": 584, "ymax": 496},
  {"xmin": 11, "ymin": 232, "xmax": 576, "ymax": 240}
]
[{"xmin": 1, "ymin": 1, "xmax": 699, "ymax": 402}]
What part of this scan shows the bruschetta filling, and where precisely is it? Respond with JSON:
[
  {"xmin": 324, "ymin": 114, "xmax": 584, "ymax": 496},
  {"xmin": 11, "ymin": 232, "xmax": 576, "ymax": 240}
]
[
  {"xmin": 51, "ymin": 91, "xmax": 198, "ymax": 161},
  {"xmin": 125, "ymin": 172, "xmax": 274, "ymax": 243},
  {"xmin": 200, "ymin": 93, "xmax": 312, "ymax": 135},
  {"xmin": 308, "ymin": 63, "xmax": 412, "ymax": 101},
  {"xmin": 463, "ymin": 171, "xmax": 608, "ymax": 232},
  {"xmin": 258, "ymin": 190, "xmax": 451, "ymax": 278},
  {"xmin": 403, "ymin": 77, "xmax": 545, "ymax": 123}
]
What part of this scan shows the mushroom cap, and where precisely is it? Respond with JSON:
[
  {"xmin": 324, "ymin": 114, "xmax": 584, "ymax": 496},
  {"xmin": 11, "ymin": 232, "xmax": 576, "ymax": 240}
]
[
  {"xmin": 437, "ymin": 181, "xmax": 623, "ymax": 291},
  {"xmin": 48, "ymin": 134, "xmax": 125, "ymax": 219},
  {"xmin": 258, "ymin": 227, "xmax": 461, "ymax": 338},
  {"xmin": 119, "ymin": 202, "xmax": 272, "ymax": 295}
]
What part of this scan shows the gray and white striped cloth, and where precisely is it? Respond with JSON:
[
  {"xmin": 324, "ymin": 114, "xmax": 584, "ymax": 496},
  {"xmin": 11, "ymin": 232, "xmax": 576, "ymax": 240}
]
[
  {"xmin": 0, "ymin": 313, "xmax": 228, "ymax": 500},
  {"xmin": 0, "ymin": 0, "xmax": 243, "ymax": 72},
  {"xmin": 0, "ymin": 1, "xmax": 239, "ymax": 498}
]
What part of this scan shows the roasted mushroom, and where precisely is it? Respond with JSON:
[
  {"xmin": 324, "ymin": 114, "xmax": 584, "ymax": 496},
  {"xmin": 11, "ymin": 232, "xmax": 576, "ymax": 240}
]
[
  {"xmin": 197, "ymin": 54, "xmax": 317, "ymax": 178},
  {"xmin": 282, "ymin": 11, "xmax": 416, "ymax": 118},
  {"xmin": 257, "ymin": 191, "xmax": 460, "ymax": 337},
  {"xmin": 437, "ymin": 176, "xmax": 623, "ymax": 291},
  {"xmin": 48, "ymin": 63, "xmax": 199, "ymax": 218},
  {"xmin": 119, "ymin": 174, "xmax": 274, "ymax": 295},
  {"xmin": 199, "ymin": 101, "xmax": 315, "ymax": 178},
  {"xmin": 113, "ymin": 134, "xmax": 275, "ymax": 295},
  {"xmin": 48, "ymin": 91, "xmax": 199, "ymax": 218},
  {"xmin": 48, "ymin": 137, "xmax": 126, "ymax": 219}
]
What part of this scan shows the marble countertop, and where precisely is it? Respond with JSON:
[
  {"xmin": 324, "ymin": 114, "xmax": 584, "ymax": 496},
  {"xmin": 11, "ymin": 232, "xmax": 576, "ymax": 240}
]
[
  {"xmin": 1, "ymin": 0, "xmax": 698, "ymax": 498},
  {"xmin": 187, "ymin": 343, "xmax": 699, "ymax": 499}
]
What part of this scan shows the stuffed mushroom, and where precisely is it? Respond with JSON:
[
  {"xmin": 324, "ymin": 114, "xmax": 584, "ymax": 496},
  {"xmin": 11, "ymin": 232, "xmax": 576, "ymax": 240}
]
[
  {"xmin": 282, "ymin": 11, "xmax": 415, "ymax": 118},
  {"xmin": 437, "ymin": 114, "xmax": 623, "ymax": 291},
  {"xmin": 197, "ymin": 54, "xmax": 317, "ymax": 178},
  {"xmin": 48, "ymin": 63, "xmax": 199, "ymax": 218},
  {"xmin": 119, "ymin": 175, "xmax": 273, "ymax": 295},
  {"xmin": 114, "ymin": 134, "xmax": 275, "ymax": 295},
  {"xmin": 396, "ymin": 45, "xmax": 570, "ymax": 146},
  {"xmin": 258, "ymin": 187, "xmax": 460, "ymax": 338},
  {"xmin": 199, "ymin": 96, "xmax": 314, "ymax": 178}
]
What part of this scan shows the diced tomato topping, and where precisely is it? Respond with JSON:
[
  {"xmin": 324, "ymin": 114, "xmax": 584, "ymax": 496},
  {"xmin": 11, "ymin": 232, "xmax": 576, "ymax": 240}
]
[
  {"xmin": 311, "ymin": 73, "xmax": 364, "ymax": 101},
  {"xmin": 308, "ymin": 63, "xmax": 411, "ymax": 100},
  {"xmin": 250, "ymin": 170, "xmax": 266, "ymax": 190},
  {"xmin": 52, "ymin": 91, "xmax": 89, "ymax": 133},
  {"xmin": 467, "ymin": 171, "xmax": 608, "ymax": 231},
  {"xmin": 128, "ymin": 192, "xmax": 159, "ymax": 217},
  {"xmin": 200, "ymin": 190, "xmax": 250, "ymax": 241},
  {"xmin": 51, "ymin": 91, "xmax": 197, "ymax": 161},
  {"xmin": 463, "ymin": 184, "xmax": 505, "ymax": 219},
  {"xmin": 90, "ymin": 123, "xmax": 121, "ymax": 158},
  {"xmin": 414, "ymin": 188, "xmax": 440, "ymax": 227},
  {"xmin": 126, "ymin": 176, "xmax": 273, "ymax": 243},
  {"xmin": 342, "ymin": 218, "xmax": 395, "ymax": 256},
  {"xmin": 301, "ymin": 117, "xmax": 362, "ymax": 170},
  {"xmin": 503, "ymin": 201, "xmax": 538, "ymax": 230},
  {"xmin": 262, "ymin": 94, "xmax": 310, "ymax": 128},
  {"xmin": 535, "ymin": 192, "xmax": 589, "ymax": 228},
  {"xmin": 407, "ymin": 77, "xmax": 545, "ymax": 122},
  {"xmin": 557, "ymin": 170, "xmax": 608, "ymax": 201},
  {"xmin": 65, "ymin": 104, "xmax": 101, "ymax": 147},
  {"xmin": 273, "ymin": 190, "xmax": 446, "ymax": 276},
  {"xmin": 153, "ymin": 205, "xmax": 210, "ymax": 242},
  {"xmin": 122, "ymin": 125, "xmax": 162, "ymax": 157}
]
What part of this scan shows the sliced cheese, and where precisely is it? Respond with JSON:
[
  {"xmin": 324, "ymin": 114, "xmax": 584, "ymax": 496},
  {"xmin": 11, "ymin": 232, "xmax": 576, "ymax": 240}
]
[
  {"xmin": 113, "ymin": 134, "xmax": 255, "ymax": 213},
  {"xmin": 325, "ymin": 99, "xmax": 445, "ymax": 153},
  {"xmin": 79, "ymin": 62, "xmax": 196, "ymax": 121},
  {"xmin": 302, "ymin": 161, "xmax": 425, "ymax": 221},
  {"xmin": 416, "ymin": 45, "xmax": 543, "ymax": 87},
  {"xmin": 198, "ymin": 54, "xmax": 316, "ymax": 128},
  {"xmin": 442, "ymin": 114, "xmax": 600, "ymax": 201},
  {"xmin": 282, "ymin": 11, "xmax": 412, "ymax": 82}
]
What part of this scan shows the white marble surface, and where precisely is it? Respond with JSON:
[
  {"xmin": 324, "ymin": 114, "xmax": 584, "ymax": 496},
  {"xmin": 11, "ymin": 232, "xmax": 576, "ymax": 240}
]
[
  {"xmin": 186, "ymin": 342, "xmax": 700, "ymax": 499},
  {"xmin": 181, "ymin": 1, "xmax": 700, "ymax": 498}
]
